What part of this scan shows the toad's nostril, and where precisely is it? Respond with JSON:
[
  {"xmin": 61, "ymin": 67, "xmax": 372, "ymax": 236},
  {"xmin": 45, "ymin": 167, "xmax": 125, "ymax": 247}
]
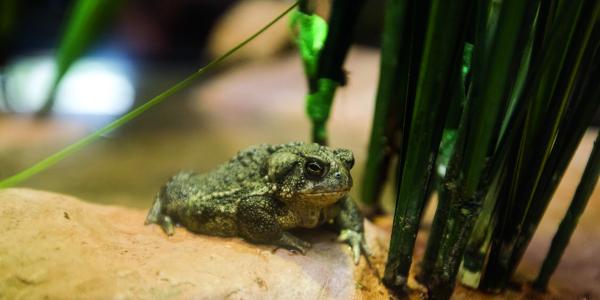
[{"xmin": 334, "ymin": 172, "xmax": 342, "ymax": 179}]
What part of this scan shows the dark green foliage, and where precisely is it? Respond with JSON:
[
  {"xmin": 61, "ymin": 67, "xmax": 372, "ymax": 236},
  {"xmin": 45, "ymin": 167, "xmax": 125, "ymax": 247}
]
[
  {"xmin": 479, "ymin": 0, "xmax": 600, "ymax": 291},
  {"xmin": 361, "ymin": 0, "xmax": 410, "ymax": 207},
  {"xmin": 382, "ymin": 0, "xmax": 472, "ymax": 293},
  {"xmin": 301, "ymin": 0, "xmax": 365, "ymax": 145},
  {"xmin": 425, "ymin": 1, "xmax": 540, "ymax": 297},
  {"xmin": 362, "ymin": 0, "xmax": 598, "ymax": 297}
]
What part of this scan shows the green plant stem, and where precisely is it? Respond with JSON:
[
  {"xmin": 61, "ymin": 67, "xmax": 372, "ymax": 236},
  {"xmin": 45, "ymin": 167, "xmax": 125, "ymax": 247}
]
[
  {"xmin": 306, "ymin": 0, "xmax": 364, "ymax": 145},
  {"xmin": 420, "ymin": 1, "xmax": 491, "ymax": 284},
  {"xmin": 417, "ymin": 43, "xmax": 471, "ymax": 216},
  {"xmin": 361, "ymin": 0, "xmax": 409, "ymax": 207},
  {"xmin": 419, "ymin": 108, "xmax": 467, "ymax": 284},
  {"xmin": 480, "ymin": 0, "xmax": 598, "ymax": 291},
  {"xmin": 382, "ymin": 0, "xmax": 471, "ymax": 293},
  {"xmin": 426, "ymin": 0, "xmax": 539, "ymax": 297},
  {"xmin": 508, "ymin": 38, "xmax": 600, "ymax": 277},
  {"xmin": 419, "ymin": 43, "xmax": 471, "ymax": 281},
  {"xmin": 0, "ymin": 1, "xmax": 299, "ymax": 188},
  {"xmin": 457, "ymin": 164, "xmax": 508, "ymax": 288},
  {"xmin": 533, "ymin": 131, "xmax": 600, "ymax": 291},
  {"xmin": 457, "ymin": 0, "xmax": 537, "ymax": 287}
]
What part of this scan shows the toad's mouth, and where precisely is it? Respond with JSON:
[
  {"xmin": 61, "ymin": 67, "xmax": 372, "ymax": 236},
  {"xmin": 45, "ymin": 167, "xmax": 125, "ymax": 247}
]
[
  {"xmin": 300, "ymin": 189, "xmax": 350, "ymax": 204},
  {"xmin": 302, "ymin": 189, "xmax": 350, "ymax": 196}
]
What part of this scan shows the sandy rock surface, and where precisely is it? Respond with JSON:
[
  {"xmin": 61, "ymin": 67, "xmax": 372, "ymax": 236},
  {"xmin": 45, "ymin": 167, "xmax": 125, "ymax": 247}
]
[{"xmin": 0, "ymin": 188, "xmax": 389, "ymax": 299}]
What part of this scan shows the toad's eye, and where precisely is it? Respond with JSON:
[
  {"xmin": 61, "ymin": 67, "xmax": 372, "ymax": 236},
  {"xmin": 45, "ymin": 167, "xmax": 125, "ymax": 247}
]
[{"xmin": 305, "ymin": 161, "xmax": 325, "ymax": 178}]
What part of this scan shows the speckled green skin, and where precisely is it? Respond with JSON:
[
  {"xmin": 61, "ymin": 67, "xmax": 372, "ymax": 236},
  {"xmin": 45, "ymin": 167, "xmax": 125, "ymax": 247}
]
[{"xmin": 145, "ymin": 142, "xmax": 369, "ymax": 263}]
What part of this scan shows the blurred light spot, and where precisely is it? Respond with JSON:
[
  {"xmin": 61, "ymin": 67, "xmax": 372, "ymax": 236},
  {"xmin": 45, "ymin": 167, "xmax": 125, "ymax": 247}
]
[
  {"xmin": 437, "ymin": 164, "xmax": 447, "ymax": 177},
  {"xmin": 3, "ymin": 54, "xmax": 135, "ymax": 116},
  {"xmin": 4, "ymin": 56, "xmax": 55, "ymax": 113}
]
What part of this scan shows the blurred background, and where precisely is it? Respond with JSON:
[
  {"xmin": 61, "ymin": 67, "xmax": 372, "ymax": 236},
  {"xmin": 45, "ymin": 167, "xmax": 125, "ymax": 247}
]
[{"xmin": 0, "ymin": 0, "xmax": 387, "ymax": 207}]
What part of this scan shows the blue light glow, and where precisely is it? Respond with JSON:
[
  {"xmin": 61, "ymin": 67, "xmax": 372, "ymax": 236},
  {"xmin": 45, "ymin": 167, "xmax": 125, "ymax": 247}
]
[{"xmin": 3, "ymin": 54, "xmax": 136, "ymax": 116}]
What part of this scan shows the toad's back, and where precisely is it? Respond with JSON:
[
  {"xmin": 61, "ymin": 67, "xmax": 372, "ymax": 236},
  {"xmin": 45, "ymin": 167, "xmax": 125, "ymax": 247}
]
[{"xmin": 146, "ymin": 144, "xmax": 283, "ymax": 236}]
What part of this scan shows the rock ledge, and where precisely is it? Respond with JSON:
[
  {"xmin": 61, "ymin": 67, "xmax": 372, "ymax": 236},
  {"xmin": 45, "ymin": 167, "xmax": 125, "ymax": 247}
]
[{"xmin": 0, "ymin": 189, "xmax": 389, "ymax": 299}]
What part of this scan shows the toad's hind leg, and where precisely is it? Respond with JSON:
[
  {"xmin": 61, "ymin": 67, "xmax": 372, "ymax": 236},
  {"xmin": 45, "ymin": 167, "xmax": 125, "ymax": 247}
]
[
  {"xmin": 145, "ymin": 193, "xmax": 175, "ymax": 235},
  {"xmin": 237, "ymin": 196, "xmax": 311, "ymax": 254}
]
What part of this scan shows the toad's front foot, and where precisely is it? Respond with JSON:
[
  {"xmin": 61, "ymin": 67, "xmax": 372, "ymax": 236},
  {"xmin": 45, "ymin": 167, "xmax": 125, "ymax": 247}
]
[
  {"xmin": 275, "ymin": 232, "xmax": 312, "ymax": 254},
  {"xmin": 338, "ymin": 229, "xmax": 371, "ymax": 264}
]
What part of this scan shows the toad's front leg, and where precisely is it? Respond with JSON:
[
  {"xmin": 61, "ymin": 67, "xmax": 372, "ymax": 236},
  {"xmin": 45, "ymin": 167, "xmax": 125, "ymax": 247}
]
[
  {"xmin": 335, "ymin": 196, "xmax": 371, "ymax": 264},
  {"xmin": 237, "ymin": 196, "xmax": 311, "ymax": 254}
]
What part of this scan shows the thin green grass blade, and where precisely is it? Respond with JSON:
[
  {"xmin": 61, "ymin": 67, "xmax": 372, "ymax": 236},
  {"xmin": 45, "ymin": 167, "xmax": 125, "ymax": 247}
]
[
  {"xmin": 38, "ymin": 0, "xmax": 122, "ymax": 115},
  {"xmin": 533, "ymin": 131, "xmax": 600, "ymax": 291},
  {"xmin": 0, "ymin": 1, "xmax": 299, "ymax": 188}
]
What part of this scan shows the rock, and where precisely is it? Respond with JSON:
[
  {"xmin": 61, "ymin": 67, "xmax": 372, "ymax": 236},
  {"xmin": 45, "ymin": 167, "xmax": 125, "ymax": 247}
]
[
  {"xmin": 0, "ymin": 189, "xmax": 390, "ymax": 299},
  {"xmin": 206, "ymin": 0, "xmax": 292, "ymax": 63}
]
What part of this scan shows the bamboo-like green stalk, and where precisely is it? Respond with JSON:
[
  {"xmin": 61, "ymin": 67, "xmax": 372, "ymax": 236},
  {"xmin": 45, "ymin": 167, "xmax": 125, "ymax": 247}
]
[
  {"xmin": 420, "ymin": 42, "xmax": 471, "ymax": 215},
  {"xmin": 480, "ymin": 0, "xmax": 598, "ymax": 291},
  {"xmin": 505, "ymin": 30, "xmax": 600, "ymax": 281},
  {"xmin": 389, "ymin": 0, "xmax": 431, "ymax": 206},
  {"xmin": 361, "ymin": 0, "xmax": 410, "ymax": 207},
  {"xmin": 0, "ymin": 2, "xmax": 299, "ymax": 188},
  {"xmin": 382, "ymin": 0, "xmax": 471, "ymax": 293},
  {"xmin": 419, "ymin": 1, "xmax": 492, "ymax": 284},
  {"xmin": 426, "ymin": 1, "xmax": 539, "ymax": 297},
  {"xmin": 418, "ymin": 109, "xmax": 467, "ymax": 285},
  {"xmin": 457, "ymin": 0, "xmax": 538, "ymax": 287},
  {"xmin": 533, "ymin": 131, "xmax": 600, "ymax": 291},
  {"xmin": 457, "ymin": 165, "xmax": 508, "ymax": 288},
  {"xmin": 418, "ymin": 45, "xmax": 470, "ymax": 283},
  {"xmin": 305, "ymin": 0, "xmax": 364, "ymax": 145}
]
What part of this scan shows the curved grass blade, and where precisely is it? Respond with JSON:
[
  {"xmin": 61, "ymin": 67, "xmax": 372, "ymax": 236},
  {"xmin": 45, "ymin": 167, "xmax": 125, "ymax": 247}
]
[
  {"xmin": 533, "ymin": 131, "xmax": 600, "ymax": 291},
  {"xmin": 0, "ymin": 1, "xmax": 299, "ymax": 188}
]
